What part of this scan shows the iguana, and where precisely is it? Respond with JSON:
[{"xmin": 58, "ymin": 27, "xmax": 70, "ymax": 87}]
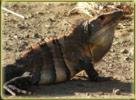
[{"xmin": 3, "ymin": 10, "xmax": 123, "ymax": 96}]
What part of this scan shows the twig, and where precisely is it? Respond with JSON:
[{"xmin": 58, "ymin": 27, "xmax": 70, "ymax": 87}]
[
  {"xmin": 2, "ymin": 7, "xmax": 25, "ymax": 19},
  {"xmin": 3, "ymin": 85, "xmax": 16, "ymax": 96}
]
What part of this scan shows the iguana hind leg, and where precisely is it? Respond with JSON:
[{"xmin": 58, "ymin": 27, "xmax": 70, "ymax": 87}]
[{"xmin": 4, "ymin": 72, "xmax": 32, "ymax": 96}]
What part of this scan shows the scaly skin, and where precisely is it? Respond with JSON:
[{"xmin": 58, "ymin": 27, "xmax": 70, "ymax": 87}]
[{"xmin": 3, "ymin": 10, "xmax": 123, "ymax": 96}]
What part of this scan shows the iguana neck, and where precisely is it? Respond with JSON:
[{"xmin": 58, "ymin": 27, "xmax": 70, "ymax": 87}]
[{"xmin": 68, "ymin": 21, "xmax": 90, "ymax": 46}]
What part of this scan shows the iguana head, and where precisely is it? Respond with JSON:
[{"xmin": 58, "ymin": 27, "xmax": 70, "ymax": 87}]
[
  {"xmin": 83, "ymin": 10, "xmax": 123, "ymax": 62},
  {"xmin": 84, "ymin": 10, "xmax": 123, "ymax": 44}
]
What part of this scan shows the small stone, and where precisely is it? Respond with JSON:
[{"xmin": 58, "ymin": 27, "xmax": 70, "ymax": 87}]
[
  {"xmin": 4, "ymin": 13, "xmax": 9, "ymax": 17},
  {"xmin": 17, "ymin": 23, "xmax": 29, "ymax": 29},
  {"xmin": 127, "ymin": 28, "xmax": 133, "ymax": 32},
  {"xmin": 45, "ymin": 24, "xmax": 50, "ymax": 28},
  {"xmin": 110, "ymin": 48, "xmax": 115, "ymax": 52},
  {"xmin": 113, "ymin": 88, "xmax": 121, "ymax": 95},
  {"xmin": 34, "ymin": 33, "xmax": 40, "ymax": 38},
  {"xmin": 25, "ymin": 34, "xmax": 30, "ymax": 38},
  {"xmin": 25, "ymin": 14, "xmax": 33, "ymax": 19},
  {"xmin": 36, "ymin": 11, "xmax": 44, "ymax": 15},
  {"xmin": 98, "ymin": 92, "xmax": 104, "ymax": 95},
  {"xmin": 13, "ymin": 35, "xmax": 18, "ymax": 39},
  {"xmin": 116, "ymin": 23, "xmax": 125, "ymax": 29},
  {"xmin": 28, "ymin": 91, "xmax": 32, "ymax": 95},
  {"xmin": 113, "ymin": 41, "xmax": 119, "ymax": 45},
  {"xmin": 122, "ymin": 49, "xmax": 129, "ymax": 54},
  {"xmin": 49, "ymin": 16, "xmax": 56, "ymax": 22},
  {"xmin": 128, "ymin": 48, "xmax": 134, "ymax": 57},
  {"xmin": 109, "ymin": 63, "xmax": 113, "ymax": 67},
  {"xmin": 121, "ymin": 49, "xmax": 129, "ymax": 54},
  {"xmin": 74, "ymin": 92, "xmax": 80, "ymax": 95},
  {"xmin": 86, "ymin": 92, "xmax": 90, "ymax": 96},
  {"xmin": 4, "ymin": 46, "xmax": 12, "ymax": 51},
  {"xmin": 125, "ymin": 57, "xmax": 131, "ymax": 61}
]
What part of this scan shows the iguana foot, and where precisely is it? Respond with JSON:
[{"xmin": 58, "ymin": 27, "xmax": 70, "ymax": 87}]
[
  {"xmin": 4, "ymin": 73, "xmax": 32, "ymax": 96},
  {"xmin": 81, "ymin": 60, "xmax": 113, "ymax": 82}
]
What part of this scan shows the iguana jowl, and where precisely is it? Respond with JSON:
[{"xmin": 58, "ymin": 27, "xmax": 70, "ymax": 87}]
[{"xmin": 3, "ymin": 10, "xmax": 123, "ymax": 96}]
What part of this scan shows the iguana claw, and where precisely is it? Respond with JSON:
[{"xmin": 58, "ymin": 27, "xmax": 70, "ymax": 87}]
[{"xmin": 4, "ymin": 73, "xmax": 32, "ymax": 96}]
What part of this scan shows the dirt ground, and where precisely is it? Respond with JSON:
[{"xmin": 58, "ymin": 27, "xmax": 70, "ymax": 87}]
[{"xmin": 1, "ymin": 2, "xmax": 134, "ymax": 99}]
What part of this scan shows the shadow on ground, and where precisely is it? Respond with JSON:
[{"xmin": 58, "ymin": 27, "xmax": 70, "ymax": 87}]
[{"xmin": 31, "ymin": 77, "xmax": 132, "ymax": 96}]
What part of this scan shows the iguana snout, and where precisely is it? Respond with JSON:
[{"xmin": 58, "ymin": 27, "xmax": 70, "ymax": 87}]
[
  {"xmin": 87, "ymin": 10, "xmax": 123, "ymax": 39},
  {"xmin": 98, "ymin": 10, "xmax": 123, "ymax": 27}
]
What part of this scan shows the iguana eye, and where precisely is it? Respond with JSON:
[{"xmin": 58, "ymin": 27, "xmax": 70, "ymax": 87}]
[{"xmin": 99, "ymin": 15, "xmax": 105, "ymax": 21}]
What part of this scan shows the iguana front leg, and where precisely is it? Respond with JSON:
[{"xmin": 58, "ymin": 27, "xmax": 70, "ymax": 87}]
[
  {"xmin": 79, "ymin": 59, "xmax": 112, "ymax": 82},
  {"xmin": 4, "ymin": 72, "xmax": 33, "ymax": 96}
]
